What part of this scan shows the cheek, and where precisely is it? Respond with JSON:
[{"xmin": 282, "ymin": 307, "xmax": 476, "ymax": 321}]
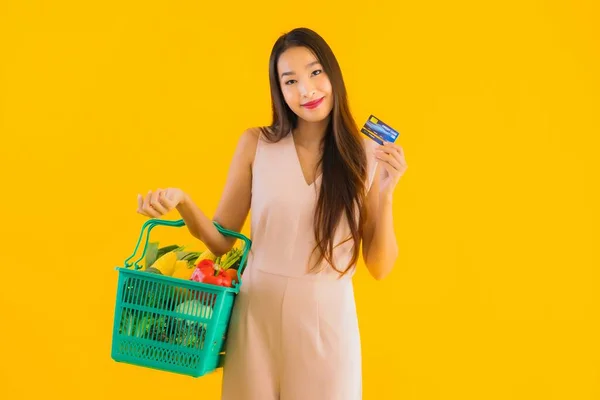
[
  {"xmin": 319, "ymin": 79, "xmax": 334, "ymax": 110},
  {"xmin": 324, "ymin": 95, "xmax": 334, "ymax": 113},
  {"xmin": 281, "ymin": 86, "xmax": 298, "ymax": 106},
  {"xmin": 318, "ymin": 76, "xmax": 333, "ymax": 95}
]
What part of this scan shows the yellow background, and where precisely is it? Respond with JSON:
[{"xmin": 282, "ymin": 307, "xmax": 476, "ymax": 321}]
[{"xmin": 1, "ymin": 1, "xmax": 598, "ymax": 399}]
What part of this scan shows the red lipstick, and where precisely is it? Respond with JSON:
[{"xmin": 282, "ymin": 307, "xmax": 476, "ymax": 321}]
[{"xmin": 301, "ymin": 97, "xmax": 325, "ymax": 109}]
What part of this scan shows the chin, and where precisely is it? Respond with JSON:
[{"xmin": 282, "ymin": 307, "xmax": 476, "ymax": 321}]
[
  {"xmin": 299, "ymin": 111, "xmax": 331, "ymax": 123},
  {"xmin": 295, "ymin": 101, "xmax": 334, "ymax": 123}
]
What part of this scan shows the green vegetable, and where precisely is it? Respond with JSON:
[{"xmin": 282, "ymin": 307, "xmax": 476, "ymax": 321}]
[
  {"xmin": 144, "ymin": 242, "xmax": 159, "ymax": 269},
  {"xmin": 145, "ymin": 267, "xmax": 162, "ymax": 275},
  {"xmin": 134, "ymin": 315, "xmax": 153, "ymax": 338},
  {"xmin": 175, "ymin": 300, "xmax": 213, "ymax": 327},
  {"xmin": 221, "ymin": 247, "xmax": 243, "ymax": 270},
  {"xmin": 118, "ymin": 308, "xmax": 209, "ymax": 350},
  {"xmin": 176, "ymin": 250, "xmax": 202, "ymax": 266},
  {"xmin": 120, "ymin": 312, "xmax": 135, "ymax": 336},
  {"xmin": 157, "ymin": 244, "xmax": 181, "ymax": 258}
]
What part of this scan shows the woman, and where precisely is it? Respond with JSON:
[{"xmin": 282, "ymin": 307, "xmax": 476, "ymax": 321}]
[{"xmin": 137, "ymin": 27, "xmax": 407, "ymax": 400}]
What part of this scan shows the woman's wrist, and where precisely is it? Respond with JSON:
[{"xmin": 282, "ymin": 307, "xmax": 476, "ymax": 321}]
[
  {"xmin": 379, "ymin": 191, "xmax": 394, "ymax": 206},
  {"xmin": 175, "ymin": 191, "xmax": 193, "ymax": 212}
]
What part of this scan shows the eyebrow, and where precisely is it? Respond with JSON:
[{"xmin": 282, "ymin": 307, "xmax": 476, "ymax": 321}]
[{"xmin": 280, "ymin": 60, "xmax": 321, "ymax": 78}]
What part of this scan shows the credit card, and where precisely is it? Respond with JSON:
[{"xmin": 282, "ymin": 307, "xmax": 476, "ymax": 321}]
[{"xmin": 360, "ymin": 115, "xmax": 400, "ymax": 145}]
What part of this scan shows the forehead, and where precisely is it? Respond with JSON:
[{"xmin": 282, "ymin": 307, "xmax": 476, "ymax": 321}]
[{"xmin": 277, "ymin": 46, "xmax": 320, "ymax": 71}]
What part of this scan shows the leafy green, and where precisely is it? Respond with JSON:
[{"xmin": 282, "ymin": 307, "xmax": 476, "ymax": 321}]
[
  {"xmin": 157, "ymin": 244, "xmax": 181, "ymax": 259},
  {"xmin": 221, "ymin": 247, "xmax": 243, "ymax": 270},
  {"xmin": 118, "ymin": 309, "xmax": 208, "ymax": 349},
  {"xmin": 144, "ymin": 242, "xmax": 159, "ymax": 268},
  {"xmin": 176, "ymin": 250, "xmax": 202, "ymax": 266}
]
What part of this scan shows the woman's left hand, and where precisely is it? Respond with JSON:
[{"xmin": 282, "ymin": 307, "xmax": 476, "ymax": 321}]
[{"xmin": 375, "ymin": 141, "xmax": 408, "ymax": 199}]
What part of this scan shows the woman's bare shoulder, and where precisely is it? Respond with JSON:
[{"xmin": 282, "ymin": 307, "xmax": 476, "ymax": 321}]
[
  {"xmin": 239, "ymin": 126, "xmax": 262, "ymax": 142},
  {"xmin": 242, "ymin": 126, "xmax": 263, "ymax": 139},
  {"xmin": 235, "ymin": 126, "xmax": 264, "ymax": 164}
]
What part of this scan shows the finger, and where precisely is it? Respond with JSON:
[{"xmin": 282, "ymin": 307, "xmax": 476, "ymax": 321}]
[
  {"xmin": 146, "ymin": 206, "xmax": 161, "ymax": 218},
  {"xmin": 137, "ymin": 193, "xmax": 144, "ymax": 213},
  {"xmin": 382, "ymin": 141, "xmax": 400, "ymax": 150},
  {"xmin": 382, "ymin": 141, "xmax": 405, "ymax": 154},
  {"xmin": 379, "ymin": 159, "xmax": 397, "ymax": 180},
  {"xmin": 380, "ymin": 142, "xmax": 403, "ymax": 153},
  {"xmin": 375, "ymin": 150, "xmax": 402, "ymax": 171},
  {"xmin": 390, "ymin": 147, "xmax": 407, "ymax": 167},
  {"xmin": 158, "ymin": 190, "xmax": 176, "ymax": 210},
  {"xmin": 142, "ymin": 191, "xmax": 161, "ymax": 217},
  {"xmin": 394, "ymin": 144, "xmax": 405, "ymax": 161},
  {"xmin": 377, "ymin": 144, "xmax": 399, "ymax": 157},
  {"xmin": 137, "ymin": 207, "xmax": 150, "ymax": 217},
  {"xmin": 379, "ymin": 144, "xmax": 406, "ymax": 167},
  {"xmin": 150, "ymin": 189, "xmax": 169, "ymax": 214},
  {"xmin": 137, "ymin": 194, "xmax": 151, "ymax": 217},
  {"xmin": 140, "ymin": 204, "xmax": 159, "ymax": 218}
]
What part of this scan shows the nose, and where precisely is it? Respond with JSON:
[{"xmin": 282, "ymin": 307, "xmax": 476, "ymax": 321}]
[{"xmin": 299, "ymin": 81, "xmax": 316, "ymax": 98}]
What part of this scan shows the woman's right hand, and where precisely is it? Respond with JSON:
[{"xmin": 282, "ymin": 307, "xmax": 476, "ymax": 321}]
[{"xmin": 137, "ymin": 188, "xmax": 185, "ymax": 218}]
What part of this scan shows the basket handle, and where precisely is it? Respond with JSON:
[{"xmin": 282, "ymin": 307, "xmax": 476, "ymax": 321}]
[
  {"xmin": 123, "ymin": 218, "xmax": 252, "ymax": 289},
  {"xmin": 124, "ymin": 218, "xmax": 185, "ymax": 269},
  {"xmin": 212, "ymin": 221, "xmax": 252, "ymax": 286}
]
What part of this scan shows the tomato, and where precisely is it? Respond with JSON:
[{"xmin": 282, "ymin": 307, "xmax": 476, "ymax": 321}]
[{"xmin": 223, "ymin": 268, "xmax": 239, "ymax": 284}]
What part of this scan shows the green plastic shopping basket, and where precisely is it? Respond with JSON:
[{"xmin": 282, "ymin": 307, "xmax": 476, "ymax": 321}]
[{"xmin": 110, "ymin": 218, "xmax": 251, "ymax": 377}]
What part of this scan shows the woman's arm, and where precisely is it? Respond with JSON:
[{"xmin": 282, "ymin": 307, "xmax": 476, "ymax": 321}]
[
  {"xmin": 361, "ymin": 141, "xmax": 408, "ymax": 280},
  {"xmin": 362, "ymin": 169, "xmax": 399, "ymax": 280},
  {"xmin": 137, "ymin": 128, "xmax": 259, "ymax": 256},
  {"xmin": 175, "ymin": 128, "xmax": 259, "ymax": 256}
]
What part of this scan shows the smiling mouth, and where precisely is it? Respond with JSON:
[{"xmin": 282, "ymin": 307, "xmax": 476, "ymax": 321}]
[{"xmin": 301, "ymin": 97, "xmax": 325, "ymax": 109}]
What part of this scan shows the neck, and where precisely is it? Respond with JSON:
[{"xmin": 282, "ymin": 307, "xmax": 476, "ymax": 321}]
[{"xmin": 293, "ymin": 116, "xmax": 330, "ymax": 148}]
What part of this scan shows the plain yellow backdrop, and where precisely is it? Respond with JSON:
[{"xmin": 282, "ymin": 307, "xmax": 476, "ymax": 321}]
[{"xmin": 1, "ymin": 0, "xmax": 599, "ymax": 399}]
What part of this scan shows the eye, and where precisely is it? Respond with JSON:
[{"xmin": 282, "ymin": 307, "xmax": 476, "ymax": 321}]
[
  {"xmin": 285, "ymin": 79, "xmax": 297, "ymax": 85},
  {"xmin": 312, "ymin": 69, "xmax": 322, "ymax": 76}
]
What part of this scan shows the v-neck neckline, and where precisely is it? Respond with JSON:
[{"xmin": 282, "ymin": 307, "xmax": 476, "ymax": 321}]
[{"xmin": 290, "ymin": 132, "xmax": 322, "ymax": 188}]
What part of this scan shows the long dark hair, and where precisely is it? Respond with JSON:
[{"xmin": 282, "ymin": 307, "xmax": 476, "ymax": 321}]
[{"xmin": 260, "ymin": 27, "xmax": 368, "ymax": 277}]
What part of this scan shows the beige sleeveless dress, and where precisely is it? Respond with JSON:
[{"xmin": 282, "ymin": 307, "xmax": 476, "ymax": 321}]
[{"xmin": 221, "ymin": 130, "xmax": 378, "ymax": 400}]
